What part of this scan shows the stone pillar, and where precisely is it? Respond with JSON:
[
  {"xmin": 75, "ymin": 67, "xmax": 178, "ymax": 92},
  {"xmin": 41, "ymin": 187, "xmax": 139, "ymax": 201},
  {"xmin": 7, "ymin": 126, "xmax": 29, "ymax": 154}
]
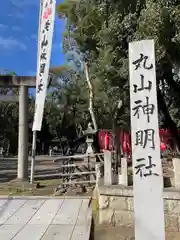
[
  {"xmin": 17, "ymin": 85, "xmax": 28, "ymax": 180},
  {"xmin": 95, "ymin": 163, "xmax": 101, "ymax": 186},
  {"xmin": 173, "ymin": 158, "xmax": 180, "ymax": 188},
  {"xmin": 104, "ymin": 150, "xmax": 112, "ymax": 185},
  {"xmin": 118, "ymin": 157, "xmax": 128, "ymax": 186}
]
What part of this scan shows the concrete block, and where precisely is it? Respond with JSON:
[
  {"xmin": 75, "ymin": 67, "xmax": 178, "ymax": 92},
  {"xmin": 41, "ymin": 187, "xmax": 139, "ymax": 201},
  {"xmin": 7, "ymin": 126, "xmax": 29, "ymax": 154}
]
[
  {"xmin": 99, "ymin": 195, "xmax": 129, "ymax": 211},
  {"xmin": 114, "ymin": 210, "xmax": 134, "ymax": 228},
  {"xmin": 108, "ymin": 196, "xmax": 128, "ymax": 211},
  {"xmin": 168, "ymin": 200, "xmax": 180, "ymax": 214},
  {"xmin": 99, "ymin": 209, "xmax": 134, "ymax": 227},
  {"xmin": 127, "ymin": 197, "xmax": 134, "ymax": 212},
  {"xmin": 165, "ymin": 214, "xmax": 179, "ymax": 232},
  {"xmin": 99, "ymin": 195, "xmax": 109, "ymax": 210},
  {"xmin": 164, "ymin": 199, "xmax": 169, "ymax": 213},
  {"xmin": 99, "ymin": 209, "xmax": 115, "ymax": 225},
  {"xmin": 98, "ymin": 186, "xmax": 180, "ymax": 233},
  {"xmin": 166, "ymin": 231, "xmax": 180, "ymax": 240}
]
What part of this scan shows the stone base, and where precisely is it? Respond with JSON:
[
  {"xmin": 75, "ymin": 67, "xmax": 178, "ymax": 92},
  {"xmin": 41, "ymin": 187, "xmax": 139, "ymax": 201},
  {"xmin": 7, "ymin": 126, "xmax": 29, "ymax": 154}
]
[
  {"xmin": 98, "ymin": 185, "xmax": 180, "ymax": 233},
  {"xmin": 94, "ymin": 224, "xmax": 180, "ymax": 240},
  {"xmin": 99, "ymin": 209, "xmax": 133, "ymax": 228}
]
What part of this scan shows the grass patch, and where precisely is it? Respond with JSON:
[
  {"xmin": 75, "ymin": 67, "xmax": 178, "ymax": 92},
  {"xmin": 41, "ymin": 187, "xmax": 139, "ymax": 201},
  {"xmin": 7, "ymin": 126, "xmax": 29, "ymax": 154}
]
[{"xmin": 0, "ymin": 179, "xmax": 61, "ymax": 196}]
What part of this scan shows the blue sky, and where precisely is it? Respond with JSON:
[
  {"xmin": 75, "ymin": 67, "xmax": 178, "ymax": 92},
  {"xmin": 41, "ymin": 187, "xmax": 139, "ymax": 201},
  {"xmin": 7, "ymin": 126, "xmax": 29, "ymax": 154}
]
[{"xmin": 0, "ymin": 0, "xmax": 65, "ymax": 76}]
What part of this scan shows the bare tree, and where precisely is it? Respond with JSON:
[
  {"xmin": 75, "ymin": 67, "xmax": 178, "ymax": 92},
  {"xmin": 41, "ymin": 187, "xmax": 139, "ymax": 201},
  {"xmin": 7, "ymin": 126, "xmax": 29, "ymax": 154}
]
[{"xmin": 84, "ymin": 61, "xmax": 97, "ymax": 131}]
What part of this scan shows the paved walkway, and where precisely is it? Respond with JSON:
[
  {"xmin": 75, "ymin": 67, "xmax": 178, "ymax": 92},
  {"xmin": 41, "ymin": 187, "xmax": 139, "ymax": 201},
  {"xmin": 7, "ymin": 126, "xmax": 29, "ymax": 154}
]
[
  {"xmin": 0, "ymin": 157, "xmax": 62, "ymax": 182},
  {"xmin": 0, "ymin": 196, "xmax": 92, "ymax": 240}
]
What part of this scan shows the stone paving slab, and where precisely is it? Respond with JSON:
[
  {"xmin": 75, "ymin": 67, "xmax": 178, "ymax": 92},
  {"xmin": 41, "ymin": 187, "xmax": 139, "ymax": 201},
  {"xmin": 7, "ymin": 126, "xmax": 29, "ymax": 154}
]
[{"xmin": 0, "ymin": 197, "xmax": 92, "ymax": 240}]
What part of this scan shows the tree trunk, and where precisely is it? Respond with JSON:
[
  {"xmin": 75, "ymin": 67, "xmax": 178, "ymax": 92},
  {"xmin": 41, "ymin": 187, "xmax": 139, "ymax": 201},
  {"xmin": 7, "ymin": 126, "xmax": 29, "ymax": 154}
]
[
  {"xmin": 84, "ymin": 62, "xmax": 97, "ymax": 131},
  {"xmin": 165, "ymin": 71, "xmax": 180, "ymax": 106},
  {"xmin": 157, "ymin": 88, "xmax": 180, "ymax": 151}
]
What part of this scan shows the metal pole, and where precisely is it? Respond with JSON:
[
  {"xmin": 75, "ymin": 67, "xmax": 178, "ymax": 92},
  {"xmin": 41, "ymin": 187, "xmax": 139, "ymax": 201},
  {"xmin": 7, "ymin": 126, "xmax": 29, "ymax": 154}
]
[
  {"xmin": 30, "ymin": 0, "xmax": 43, "ymax": 184},
  {"xmin": 30, "ymin": 131, "xmax": 37, "ymax": 184},
  {"xmin": 17, "ymin": 85, "xmax": 28, "ymax": 180}
]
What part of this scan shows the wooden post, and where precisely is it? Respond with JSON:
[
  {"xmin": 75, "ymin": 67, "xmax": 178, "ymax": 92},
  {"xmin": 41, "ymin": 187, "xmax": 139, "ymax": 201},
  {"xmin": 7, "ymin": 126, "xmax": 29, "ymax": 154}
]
[
  {"xmin": 95, "ymin": 163, "xmax": 101, "ymax": 186},
  {"xmin": 118, "ymin": 156, "xmax": 128, "ymax": 186},
  {"xmin": 104, "ymin": 150, "xmax": 112, "ymax": 185}
]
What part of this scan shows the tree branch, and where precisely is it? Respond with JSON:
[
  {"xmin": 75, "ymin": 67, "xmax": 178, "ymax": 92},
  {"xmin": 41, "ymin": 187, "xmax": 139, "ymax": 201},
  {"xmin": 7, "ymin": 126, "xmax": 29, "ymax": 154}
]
[{"xmin": 84, "ymin": 62, "xmax": 98, "ymax": 131}]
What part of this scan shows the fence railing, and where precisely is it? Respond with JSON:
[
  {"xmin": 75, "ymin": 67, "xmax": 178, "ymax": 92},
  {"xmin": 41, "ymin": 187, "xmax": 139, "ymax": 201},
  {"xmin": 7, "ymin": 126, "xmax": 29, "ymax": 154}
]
[{"xmin": 52, "ymin": 151, "xmax": 117, "ymax": 187}]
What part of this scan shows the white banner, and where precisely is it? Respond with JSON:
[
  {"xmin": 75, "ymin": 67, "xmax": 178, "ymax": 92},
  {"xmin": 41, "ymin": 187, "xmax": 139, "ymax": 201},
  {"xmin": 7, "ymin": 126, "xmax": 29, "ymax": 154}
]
[
  {"xmin": 36, "ymin": 0, "xmax": 44, "ymax": 78},
  {"xmin": 33, "ymin": 0, "xmax": 56, "ymax": 131},
  {"xmin": 129, "ymin": 40, "xmax": 165, "ymax": 240}
]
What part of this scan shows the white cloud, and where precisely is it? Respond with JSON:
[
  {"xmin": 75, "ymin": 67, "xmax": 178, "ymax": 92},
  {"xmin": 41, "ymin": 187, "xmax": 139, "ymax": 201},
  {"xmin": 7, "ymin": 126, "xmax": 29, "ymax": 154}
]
[
  {"xmin": 0, "ymin": 37, "xmax": 27, "ymax": 50},
  {"xmin": 0, "ymin": 24, "xmax": 8, "ymax": 32},
  {"xmin": 12, "ymin": 26, "xmax": 21, "ymax": 31},
  {"xmin": 11, "ymin": 0, "xmax": 39, "ymax": 7},
  {"xmin": 8, "ymin": 12, "xmax": 24, "ymax": 18}
]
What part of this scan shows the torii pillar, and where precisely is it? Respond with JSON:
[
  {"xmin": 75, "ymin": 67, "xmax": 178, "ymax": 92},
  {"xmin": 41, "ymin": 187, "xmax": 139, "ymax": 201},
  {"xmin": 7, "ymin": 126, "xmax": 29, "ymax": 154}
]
[
  {"xmin": 18, "ymin": 85, "xmax": 29, "ymax": 179},
  {"xmin": 0, "ymin": 74, "xmax": 57, "ymax": 180},
  {"xmin": 0, "ymin": 76, "xmax": 36, "ymax": 180}
]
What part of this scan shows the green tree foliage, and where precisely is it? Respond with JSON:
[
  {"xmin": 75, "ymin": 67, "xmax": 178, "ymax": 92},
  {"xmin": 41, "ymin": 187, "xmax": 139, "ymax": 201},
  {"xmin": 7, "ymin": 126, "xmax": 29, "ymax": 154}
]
[
  {"xmin": 56, "ymin": 0, "xmax": 180, "ymax": 148},
  {"xmin": 3, "ymin": 0, "xmax": 180, "ymax": 153},
  {"xmin": 46, "ymin": 69, "xmax": 89, "ymax": 139}
]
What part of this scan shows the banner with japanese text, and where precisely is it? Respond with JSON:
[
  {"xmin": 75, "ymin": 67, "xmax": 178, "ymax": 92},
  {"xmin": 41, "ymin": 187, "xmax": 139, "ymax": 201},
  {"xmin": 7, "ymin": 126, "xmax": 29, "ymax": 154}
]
[
  {"xmin": 129, "ymin": 40, "xmax": 165, "ymax": 240},
  {"xmin": 33, "ymin": 0, "xmax": 56, "ymax": 131},
  {"xmin": 36, "ymin": 0, "xmax": 44, "ymax": 77}
]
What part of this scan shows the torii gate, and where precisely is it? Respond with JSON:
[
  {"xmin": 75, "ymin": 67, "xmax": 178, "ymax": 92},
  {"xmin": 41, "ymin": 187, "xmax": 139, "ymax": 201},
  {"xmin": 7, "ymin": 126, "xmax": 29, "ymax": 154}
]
[
  {"xmin": 0, "ymin": 75, "xmax": 56, "ymax": 180},
  {"xmin": 0, "ymin": 0, "xmax": 58, "ymax": 181}
]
